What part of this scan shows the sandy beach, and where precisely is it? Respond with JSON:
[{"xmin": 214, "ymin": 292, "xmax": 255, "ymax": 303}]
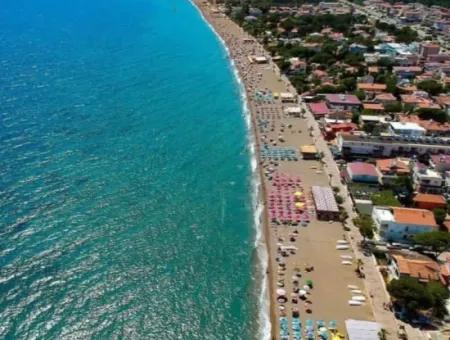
[{"xmin": 193, "ymin": 1, "xmax": 376, "ymax": 338}]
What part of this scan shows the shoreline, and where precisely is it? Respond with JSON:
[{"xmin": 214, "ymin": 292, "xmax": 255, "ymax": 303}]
[
  {"xmin": 190, "ymin": 2, "xmax": 274, "ymax": 338},
  {"xmin": 192, "ymin": 1, "xmax": 377, "ymax": 339}
]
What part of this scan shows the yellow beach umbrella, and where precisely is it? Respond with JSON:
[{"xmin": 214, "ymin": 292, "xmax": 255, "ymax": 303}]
[
  {"xmin": 295, "ymin": 202, "xmax": 305, "ymax": 209},
  {"xmin": 294, "ymin": 191, "xmax": 303, "ymax": 197}
]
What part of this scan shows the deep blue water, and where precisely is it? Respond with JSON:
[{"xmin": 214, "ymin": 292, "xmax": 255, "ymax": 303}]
[{"xmin": 0, "ymin": 0, "xmax": 256, "ymax": 338}]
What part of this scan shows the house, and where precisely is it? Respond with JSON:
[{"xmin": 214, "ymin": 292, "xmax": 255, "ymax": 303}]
[
  {"xmin": 413, "ymin": 193, "xmax": 447, "ymax": 210},
  {"xmin": 374, "ymin": 93, "xmax": 397, "ymax": 105},
  {"xmin": 389, "ymin": 122, "xmax": 426, "ymax": 137},
  {"xmin": 398, "ymin": 115, "xmax": 450, "ymax": 137},
  {"xmin": 311, "ymin": 186, "xmax": 339, "ymax": 221},
  {"xmin": 345, "ymin": 162, "xmax": 380, "ymax": 183},
  {"xmin": 324, "ymin": 94, "xmax": 361, "ymax": 111},
  {"xmin": 308, "ymin": 102, "xmax": 330, "ymax": 118},
  {"xmin": 300, "ymin": 145, "xmax": 318, "ymax": 159},
  {"xmin": 357, "ymin": 83, "xmax": 387, "ymax": 94},
  {"xmin": 393, "ymin": 66, "xmax": 422, "ymax": 78},
  {"xmin": 430, "ymin": 154, "xmax": 450, "ymax": 173},
  {"xmin": 336, "ymin": 133, "xmax": 450, "ymax": 159},
  {"xmin": 376, "ymin": 158, "xmax": 410, "ymax": 184},
  {"xmin": 359, "ymin": 115, "xmax": 389, "ymax": 127},
  {"xmin": 388, "ymin": 250, "xmax": 441, "ymax": 283},
  {"xmin": 324, "ymin": 122, "xmax": 357, "ymax": 140},
  {"xmin": 435, "ymin": 95, "xmax": 450, "ymax": 114},
  {"xmin": 289, "ymin": 58, "xmax": 307, "ymax": 74},
  {"xmin": 362, "ymin": 103, "xmax": 385, "ymax": 113},
  {"xmin": 413, "ymin": 162, "xmax": 444, "ymax": 194},
  {"xmin": 372, "ymin": 206, "xmax": 438, "ymax": 242}
]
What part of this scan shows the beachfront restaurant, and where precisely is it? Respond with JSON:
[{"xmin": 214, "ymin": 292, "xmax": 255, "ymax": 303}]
[{"xmin": 311, "ymin": 186, "xmax": 340, "ymax": 221}]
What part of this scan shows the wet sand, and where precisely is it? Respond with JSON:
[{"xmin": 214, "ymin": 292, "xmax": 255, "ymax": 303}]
[{"xmin": 193, "ymin": 2, "xmax": 374, "ymax": 338}]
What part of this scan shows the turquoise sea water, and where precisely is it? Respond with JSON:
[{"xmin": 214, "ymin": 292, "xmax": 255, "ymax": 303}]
[{"xmin": 0, "ymin": 0, "xmax": 258, "ymax": 338}]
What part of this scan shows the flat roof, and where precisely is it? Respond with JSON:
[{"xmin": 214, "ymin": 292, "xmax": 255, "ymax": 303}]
[
  {"xmin": 389, "ymin": 122, "xmax": 426, "ymax": 132},
  {"xmin": 339, "ymin": 133, "xmax": 450, "ymax": 148},
  {"xmin": 300, "ymin": 145, "xmax": 318, "ymax": 154},
  {"xmin": 373, "ymin": 207, "xmax": 395, "ymax": 222}
]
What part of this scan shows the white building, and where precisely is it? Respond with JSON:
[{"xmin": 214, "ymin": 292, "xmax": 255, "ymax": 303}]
[
  {"xmin": 412, "ymin": 163, "xmax": 444, "ymax": 193},
  {"xmin": 337, "ymin": 134, "xmax": 450, "ymax": 158},
  {"xmin": 372, "ymin": 206, "xmax": 438, "ymax": 242},
  {"xmin": 389, "ymin": 122, "xmax": 426, "ymax": 137}
]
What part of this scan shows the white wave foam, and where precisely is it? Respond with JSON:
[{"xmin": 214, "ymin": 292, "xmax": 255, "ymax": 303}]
[{"xmin": 189, "ymin": 2, "xmax": 271, "ymax": 339}]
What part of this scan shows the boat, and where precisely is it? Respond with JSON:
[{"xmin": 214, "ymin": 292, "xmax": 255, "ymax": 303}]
[
  {"xmin": 336, "ymin": 245, "xmax": 349, "ymax": 250},
  {"xmin": 347, "ymin": 285, "xmax": 359, "ymax": 290},
  {"xmin": 336, "ymin": 240, "xmax": 348, "ymax": 245},
  {"xmin": 341, "ymin": 261, "xmax": 352, "ymax": 265},
  {"xmin": 340, "ymin": 255, "xmax": 353, "ymax": 260},
  {"xmin": 351, "ymin": 289, "xmax": 363, "ymax": 294},
  {"xmin": 348, "ymin": 300, "xmax": 363, "ymax": 306}
]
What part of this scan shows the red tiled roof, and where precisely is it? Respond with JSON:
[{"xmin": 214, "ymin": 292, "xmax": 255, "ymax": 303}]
[
  {"xmin": 308, "ymin": 102, "xmax": 330, "ymax": 115},
  {"xmin": 347, "ymin": 162, "xmax": 379, "ymax": 177},
  {"xmin": 325, "ymin": 94, "xmax": 361, "ymax": 105}
]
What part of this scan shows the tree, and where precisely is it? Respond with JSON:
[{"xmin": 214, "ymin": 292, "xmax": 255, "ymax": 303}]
[
  {"xmin": 371, "ymin": 190, "xmax": 401, "ymax": 207},
  {"xmin": 354, "ymin": 89, "xmax": 366, "ymax": 101},
  {"xmin": 387, "ymin": 277, "xmax": 433, "ymax": 312},
  {"xmin": 433, "ymin": 208, "xmax": 447, "ymax": 226},
  {"xmin": 351, "ymin": 111, "xmax": 360, "ymax": 124},
  {"xmin": 417, "ymin": 79, "xmax": 444, "ymax": 96},
  {"xmin": 384, "ymin": 102, "xmax": 402, "ymax": 113},
  {"xmin": 353, "ymin": 215, "xmax": 375, "ymax": 240},
  {"xmin": 413, "ymin": 231, "xmax": 450, "ymax": 255},
  {"xmin": 335, "ymin": 194, "xmax": 344, "ymax": 204},
  {"xmin": 388, "ymin": 277, "xmax": 449, "ymax": 317}
]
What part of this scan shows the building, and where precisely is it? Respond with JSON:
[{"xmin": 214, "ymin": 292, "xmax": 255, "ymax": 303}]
[
  {"xmin": 357, "ymin": 83, "xmax": 387, "ymax": 94},
  {"xmin": 413, "ymin": 163, "xmax": 444, "ymax": 194},
  {"xmin": 362, "ymin": 103, "xmax": 385, "ymax": 112},
  {"xmin": 374, "ymin": 92, "xmax": 397, "ymax": 105},
  {"xmin": 372, "ymin": 206, "xmax": 438, "ymax": 242},
  {"xmin": 311, "ymin": 186, "xmax": 339, "ymax": 221},
  {"xmin": 388, "ymin": 250, "xmax": 441, "ymax": 283},
  {"xmin": 430, "ymin": 154, "xmax": 450, "ymax": 173},
  {"xmin": 375, "ymin": 158, "xmax": 410, "ymax": 184},
  {"xmin": 345, "ymin": 162, "xmax": 380, "ymax": 184},
  {"xmin": 399, "ymin": 115, "xmax": 450, "ymax": 137},
  {"xmin": 337, "ymin": 133, "xmax": 450, "ymax": 159},
  {"xmin": 324, "ymin": 122, "xmax": 357, "ymax": 140},
  {"xmin": 300, "ymin": 145, "xmax": 318, "ymax": 159},
  {"xmin": 389, "ymin": 122, "xmax": 426, "ymax": 137},
  {"xmin": 420, "ymin": 42, "xmax": 441, "ymax": 58},
  {"xmin": 413, "ymin": 193, "xmax": 447, "ymax": 210},
  {"xmin": 324, "ymin": 94, "xmax": 361, "ymax": 111},
  {"xmin": 308, "ymin": 102, "xmax": 330, "ymax": 118}
]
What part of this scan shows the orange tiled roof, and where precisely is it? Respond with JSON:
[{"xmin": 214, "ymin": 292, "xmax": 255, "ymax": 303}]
[
  {"xmin": 399, "ymin": 115, "xmax": 450, "ymax": 133},
  {"xmin": 376, "ymin": 158, "xmax": 410, "ymax": 175},
  {"xmin": 392, "ymin": 207, "xmax": 437, "ymax": 227},
  {"xmin": 413, "ymin": 193, "xmax": 446, "ymax": 205},
  {"xmin": 357, "ymin": 83, "xmax": 387, "ymax": 91},
  {"xmin": 363, "ymin": 103, "xmax": 385, "ymax": 111},
  {"xmin": 392, "ymin": 253, "xmax": 440, "ymax": 282}
]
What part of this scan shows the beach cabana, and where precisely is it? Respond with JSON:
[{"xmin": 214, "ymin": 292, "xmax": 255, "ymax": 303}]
[
  {"xmin": 280, "ymin": 92, "xmax": 297, "ymax": 103},
  {"xmin": 284, "ymin": 106, "xmax": 302, "ymax": 117},
  {"xmin": 311, "ymin": 186, "xmax": 339, "ymax": 221},
  {"xmin": 300, "ymin": 145, "xmax": 318, "ymax": 160}
]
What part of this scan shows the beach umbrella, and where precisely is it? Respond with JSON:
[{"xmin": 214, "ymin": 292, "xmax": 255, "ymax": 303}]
[
  {"xmin": 299, "ymin": 289, "xmax": 307, "ymax": 297},
  {"xmin": 276, "ymin": 288, "xmax": 286, "ymax": 296},
  {"xmin": 306, "ymin": 279, "xmax": 313, "ymax": 288}
]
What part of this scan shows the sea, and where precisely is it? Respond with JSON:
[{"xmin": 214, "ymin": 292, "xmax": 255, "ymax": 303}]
[{"xmin": 0, "ymin": 0, "xmax": 267, "ymax": 338}]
